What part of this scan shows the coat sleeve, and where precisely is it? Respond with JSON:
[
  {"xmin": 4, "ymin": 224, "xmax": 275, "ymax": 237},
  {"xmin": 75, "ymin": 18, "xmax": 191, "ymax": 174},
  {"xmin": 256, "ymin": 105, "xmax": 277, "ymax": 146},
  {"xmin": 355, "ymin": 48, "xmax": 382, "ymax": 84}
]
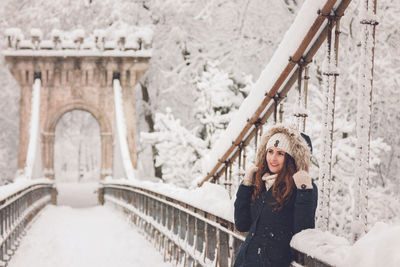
[
  {"xmin": 293, "ymin": 182, "xmax": 318, "ymax": 234},
  {"xmin": 234, "ymin": 184, "xmax": 254, "ymax": 232}
]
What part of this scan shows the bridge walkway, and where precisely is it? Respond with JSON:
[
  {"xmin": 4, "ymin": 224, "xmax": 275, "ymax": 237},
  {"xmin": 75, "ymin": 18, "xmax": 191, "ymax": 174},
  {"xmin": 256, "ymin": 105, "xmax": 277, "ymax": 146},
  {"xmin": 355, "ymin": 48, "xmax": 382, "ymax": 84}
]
[{"xmin": 8, "ymin": 199, "xmax": 171, "ymax": 267}]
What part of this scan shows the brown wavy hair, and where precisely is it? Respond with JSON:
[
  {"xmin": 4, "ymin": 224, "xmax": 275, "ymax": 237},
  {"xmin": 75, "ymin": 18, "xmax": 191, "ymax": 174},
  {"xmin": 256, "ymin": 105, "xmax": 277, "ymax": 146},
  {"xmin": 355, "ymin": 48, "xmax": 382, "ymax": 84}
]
[{"xmin": 251, "ymin": 153, "xmax": 297, "ymax": 211}]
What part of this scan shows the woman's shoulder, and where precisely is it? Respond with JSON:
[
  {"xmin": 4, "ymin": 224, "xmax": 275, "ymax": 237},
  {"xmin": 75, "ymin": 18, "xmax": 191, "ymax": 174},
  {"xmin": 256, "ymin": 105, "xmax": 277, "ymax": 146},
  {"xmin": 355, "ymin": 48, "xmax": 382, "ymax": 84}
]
[{"xmin": 236, "ymin": 184, "xmax": 254, "ymax": 198}]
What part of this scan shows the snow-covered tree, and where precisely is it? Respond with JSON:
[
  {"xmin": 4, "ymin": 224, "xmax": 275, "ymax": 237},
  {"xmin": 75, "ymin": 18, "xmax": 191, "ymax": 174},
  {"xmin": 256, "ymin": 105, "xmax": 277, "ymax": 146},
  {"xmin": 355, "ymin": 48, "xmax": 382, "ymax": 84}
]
[
  {"xmin": 141, "ymin": 61, "xmax": 251, "ymax": 186},
  {"xmin": 141, "ymin": 108, "xmax": 206, "ymax": 188},
  {"xmin": 194, "ymin": 61, "xmax": 251, "ymax": 148},
  {"xmin": 0, "ymin": 57, "xmax": 19, "ymax": 184}
]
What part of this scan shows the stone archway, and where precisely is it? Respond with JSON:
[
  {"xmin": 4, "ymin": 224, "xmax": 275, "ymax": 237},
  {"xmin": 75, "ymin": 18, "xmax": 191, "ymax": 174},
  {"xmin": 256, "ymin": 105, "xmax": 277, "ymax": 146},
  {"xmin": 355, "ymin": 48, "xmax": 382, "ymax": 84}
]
[{"xmin": 43, "ymin": 101, "xmax": 112, "ymax": 180}]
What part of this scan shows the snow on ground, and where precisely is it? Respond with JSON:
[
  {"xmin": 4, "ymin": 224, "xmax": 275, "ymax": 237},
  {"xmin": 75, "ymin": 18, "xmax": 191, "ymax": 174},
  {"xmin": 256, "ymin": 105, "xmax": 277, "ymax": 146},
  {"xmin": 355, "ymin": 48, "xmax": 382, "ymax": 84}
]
[
  {"xmin": 8, "ymin": 204, "xmax": 172, "ymax": 267},
  {"xmin": 56, "ymin": 182, "xmax": 99, "ymax": 208}
]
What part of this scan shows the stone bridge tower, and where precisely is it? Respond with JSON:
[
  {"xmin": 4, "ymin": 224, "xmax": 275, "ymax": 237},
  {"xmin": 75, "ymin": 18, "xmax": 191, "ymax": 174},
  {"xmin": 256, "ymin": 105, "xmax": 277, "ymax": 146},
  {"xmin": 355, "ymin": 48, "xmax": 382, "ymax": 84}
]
[{"xmin": 3, "ymin": 28, "xmax": 151, "ymax": 179}]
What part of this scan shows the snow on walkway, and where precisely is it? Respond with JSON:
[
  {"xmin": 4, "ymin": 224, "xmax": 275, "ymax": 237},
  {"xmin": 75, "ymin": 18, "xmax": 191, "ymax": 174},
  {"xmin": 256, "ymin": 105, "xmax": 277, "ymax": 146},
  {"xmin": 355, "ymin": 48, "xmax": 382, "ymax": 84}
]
[
  {"xmin": 9, "ymin": 205, "xmax": 172, "ymax": 267},
  {"xmin": 56, "ymin": 182, "xmax": 99, "ymax": 208}
]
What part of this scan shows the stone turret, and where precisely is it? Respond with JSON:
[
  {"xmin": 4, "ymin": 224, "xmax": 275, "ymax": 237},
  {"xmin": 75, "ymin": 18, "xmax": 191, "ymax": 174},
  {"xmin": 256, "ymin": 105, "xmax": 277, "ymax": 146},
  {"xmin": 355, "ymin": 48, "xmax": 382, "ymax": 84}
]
[{"xmin": 4, "ymin": 28, "xmax": 153, "ymax": 53}]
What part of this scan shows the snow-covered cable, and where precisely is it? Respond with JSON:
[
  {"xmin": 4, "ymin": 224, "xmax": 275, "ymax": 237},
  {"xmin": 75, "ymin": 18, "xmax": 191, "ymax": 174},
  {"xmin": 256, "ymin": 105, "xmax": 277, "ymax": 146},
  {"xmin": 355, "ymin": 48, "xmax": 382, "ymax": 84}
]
[
  {"xmin": 24, "ymin": 78, "xmax": 41, "ymax": 179},
  {"xmin": 317, "ymin": 40, "xmax": 331, "ymax": 229},
  {"xmin": 113, "ymin": 79, "xmax": 135, "ymax": 179},
  {"xmin": 352, "ymin": 0, "xmax": 378, "ymax": 242},
  {"xmin": 293, "ymin": 63, "xmax": 309, "ymax": 132},
  {"xmin": 317, "ymin": 16, "xmax": 339, "ymax": 231}
]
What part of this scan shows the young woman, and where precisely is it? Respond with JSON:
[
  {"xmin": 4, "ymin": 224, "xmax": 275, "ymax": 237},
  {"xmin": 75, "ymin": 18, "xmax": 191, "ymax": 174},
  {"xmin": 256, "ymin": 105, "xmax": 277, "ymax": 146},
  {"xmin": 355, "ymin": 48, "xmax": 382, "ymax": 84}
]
[{"xmin": 234, "ymin": 124, "xmax": 317, "ymax": 267}]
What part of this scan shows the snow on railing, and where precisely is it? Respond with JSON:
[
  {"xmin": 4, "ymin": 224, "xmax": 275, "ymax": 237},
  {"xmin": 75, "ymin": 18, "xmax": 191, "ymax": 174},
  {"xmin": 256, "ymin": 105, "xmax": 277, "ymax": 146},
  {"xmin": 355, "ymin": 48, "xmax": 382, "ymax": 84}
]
[
  {"xmin": 100, "ymin": 180, "xmax": 242, "ymax": 267},
  {"xmin": 24, "ymin": 77, "xmax": 42, "ymax": 179},
  {"xmin": 0, "ymin": 180, "xmax": 56, "ymax": 266},
  {"xmin": 291, "ymin": 223, "xmax": 400, "ymax": 267},
  {"xmin": 291, "ymin": 229, "xmax": 350, "ymax": 267},
  {"xmin": 113, "ymin": 79, "xmax": 135, "ymax": 180}
]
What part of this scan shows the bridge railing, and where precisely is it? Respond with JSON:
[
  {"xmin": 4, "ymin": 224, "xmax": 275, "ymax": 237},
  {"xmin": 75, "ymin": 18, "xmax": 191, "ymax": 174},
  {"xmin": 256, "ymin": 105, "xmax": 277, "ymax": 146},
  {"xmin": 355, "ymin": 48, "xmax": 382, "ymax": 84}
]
[
  {"xmin": 100, "ymin": 182, "xmax": 244, "ymax": 267},
  {"xmin": 0, "ymin": 181, "xmax": 56, "ymax": 266},
  {"xmin": 291, "ymin": 251, "xmax": 331, "ymax": 267},
  {"xmin": 100, "ymin": 182, "xmax": 332, "ymax": 267}
]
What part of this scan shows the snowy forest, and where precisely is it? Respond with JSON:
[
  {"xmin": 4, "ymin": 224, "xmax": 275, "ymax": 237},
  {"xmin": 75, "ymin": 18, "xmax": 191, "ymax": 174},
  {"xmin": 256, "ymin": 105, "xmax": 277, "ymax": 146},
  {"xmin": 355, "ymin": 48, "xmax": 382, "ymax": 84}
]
[{"xmin": 0, "ymin": 0, "xmax": 399, "ymax": 240}]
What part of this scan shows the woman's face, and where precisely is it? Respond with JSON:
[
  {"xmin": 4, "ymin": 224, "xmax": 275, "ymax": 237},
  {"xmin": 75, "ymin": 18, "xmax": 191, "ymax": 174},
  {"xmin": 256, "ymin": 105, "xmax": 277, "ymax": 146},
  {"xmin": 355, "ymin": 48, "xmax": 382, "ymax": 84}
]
[{"xmin": 266, "ymin": 147, "xmax": 286, "ymax": 174}]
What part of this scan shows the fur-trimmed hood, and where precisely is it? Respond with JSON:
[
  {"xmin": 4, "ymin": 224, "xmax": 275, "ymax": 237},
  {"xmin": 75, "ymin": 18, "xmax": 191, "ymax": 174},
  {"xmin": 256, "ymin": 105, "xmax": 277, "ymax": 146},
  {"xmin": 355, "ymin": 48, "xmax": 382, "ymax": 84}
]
[{"xmin": 255, "ymin": 124, "xmax": 311, "ymax": 172}]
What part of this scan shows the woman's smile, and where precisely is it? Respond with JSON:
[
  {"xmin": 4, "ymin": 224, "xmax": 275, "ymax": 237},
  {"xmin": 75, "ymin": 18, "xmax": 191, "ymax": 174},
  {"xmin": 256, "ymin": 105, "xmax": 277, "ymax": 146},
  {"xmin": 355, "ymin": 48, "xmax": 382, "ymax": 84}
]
[{"xmin": 266, "ymin": 147, "xmax": 285, "ymax": 174}]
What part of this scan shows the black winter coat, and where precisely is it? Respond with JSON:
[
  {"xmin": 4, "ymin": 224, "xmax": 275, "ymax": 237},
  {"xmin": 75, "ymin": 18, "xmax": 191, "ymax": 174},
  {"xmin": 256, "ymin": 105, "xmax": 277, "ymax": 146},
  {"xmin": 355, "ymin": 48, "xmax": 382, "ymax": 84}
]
[{"xmin": 233, "ymin": 183, "xmax": 318, "ymax": 267}]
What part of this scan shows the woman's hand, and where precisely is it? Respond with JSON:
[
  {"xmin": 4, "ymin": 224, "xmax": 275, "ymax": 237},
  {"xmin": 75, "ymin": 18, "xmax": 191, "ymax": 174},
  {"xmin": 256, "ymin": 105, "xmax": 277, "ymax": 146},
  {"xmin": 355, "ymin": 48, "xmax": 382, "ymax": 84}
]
[
  {"xmin": 293, "ymin": 170, "xmax": 312, "ymax": 189},
  {"xmin": 242, "ymin": 165, "xmax": 258, "ymax": 186}
]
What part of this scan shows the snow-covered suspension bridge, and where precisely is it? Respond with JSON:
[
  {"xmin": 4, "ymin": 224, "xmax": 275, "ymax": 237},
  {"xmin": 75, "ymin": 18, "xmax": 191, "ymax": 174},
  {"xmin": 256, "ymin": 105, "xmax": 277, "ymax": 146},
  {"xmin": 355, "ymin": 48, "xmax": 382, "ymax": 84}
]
[{"xmin": 0, "ymin": 0, "xmax": 391, "ymax": 266}]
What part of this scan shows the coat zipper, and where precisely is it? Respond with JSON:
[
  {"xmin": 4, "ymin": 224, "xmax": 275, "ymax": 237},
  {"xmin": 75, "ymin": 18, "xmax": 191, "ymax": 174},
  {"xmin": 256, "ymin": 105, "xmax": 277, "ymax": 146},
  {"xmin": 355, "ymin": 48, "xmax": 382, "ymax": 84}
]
[{"xmin": 258, "ymin": 247, "xmax": 265, "ymax": 267}]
